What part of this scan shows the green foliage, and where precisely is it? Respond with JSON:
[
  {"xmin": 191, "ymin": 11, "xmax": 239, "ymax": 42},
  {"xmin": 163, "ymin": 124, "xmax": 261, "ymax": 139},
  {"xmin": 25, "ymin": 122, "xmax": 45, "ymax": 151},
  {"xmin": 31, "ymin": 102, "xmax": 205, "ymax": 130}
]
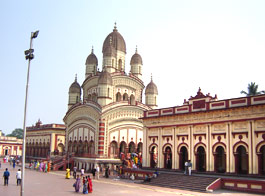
[
  {"xmin": 6, "ymin": 128, "xmax": 23, "ymax": 139},
  {"xmin": 240, "ymin": 82, "xmax": 265, "ymax": 96}
]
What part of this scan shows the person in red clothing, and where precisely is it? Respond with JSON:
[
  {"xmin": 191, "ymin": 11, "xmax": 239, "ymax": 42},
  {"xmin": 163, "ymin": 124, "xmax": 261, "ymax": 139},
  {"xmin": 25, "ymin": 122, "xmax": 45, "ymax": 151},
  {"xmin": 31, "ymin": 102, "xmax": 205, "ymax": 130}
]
[{"xmin": 87, "ymin": 175, "xmax": 93, "ymax": 193}]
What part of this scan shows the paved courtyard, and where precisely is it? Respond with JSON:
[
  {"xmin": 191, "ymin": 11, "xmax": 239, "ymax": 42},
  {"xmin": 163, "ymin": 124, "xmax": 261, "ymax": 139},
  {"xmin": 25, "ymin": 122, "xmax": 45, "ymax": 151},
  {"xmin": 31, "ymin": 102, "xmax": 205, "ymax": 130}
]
[{"xmin": 0, "ymin": 162, "xmax": 261, "ymax": 196}]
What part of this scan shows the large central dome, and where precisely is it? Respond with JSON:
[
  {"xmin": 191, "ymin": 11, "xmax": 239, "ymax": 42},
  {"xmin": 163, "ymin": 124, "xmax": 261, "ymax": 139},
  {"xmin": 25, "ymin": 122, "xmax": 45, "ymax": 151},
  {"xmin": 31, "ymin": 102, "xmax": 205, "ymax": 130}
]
[{"xmin": 102, "ymin": 25, "xmax": 126, "ymax": 56}]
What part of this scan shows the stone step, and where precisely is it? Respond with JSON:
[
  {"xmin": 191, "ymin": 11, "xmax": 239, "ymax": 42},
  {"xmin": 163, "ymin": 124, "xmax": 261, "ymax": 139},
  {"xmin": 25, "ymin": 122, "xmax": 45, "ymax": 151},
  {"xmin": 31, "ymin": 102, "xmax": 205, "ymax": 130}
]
[{"xmin": 143, "ymin": 173, "xmax": 218, "ymax": 192}]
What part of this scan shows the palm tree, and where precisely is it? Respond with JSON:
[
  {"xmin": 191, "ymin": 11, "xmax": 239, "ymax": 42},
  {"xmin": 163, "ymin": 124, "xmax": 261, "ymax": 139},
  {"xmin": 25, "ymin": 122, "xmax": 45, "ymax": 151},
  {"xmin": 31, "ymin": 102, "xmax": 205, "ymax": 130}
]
[{"xmin": 240, "ymin": 82, "xmax": 265, "ymax": 96}]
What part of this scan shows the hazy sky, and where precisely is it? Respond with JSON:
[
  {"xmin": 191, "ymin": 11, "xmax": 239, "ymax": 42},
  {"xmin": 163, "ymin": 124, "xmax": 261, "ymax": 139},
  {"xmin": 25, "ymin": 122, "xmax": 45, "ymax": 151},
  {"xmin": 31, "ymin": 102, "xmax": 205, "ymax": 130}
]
[{"xmin": 1, "ymin": 0, "xmax": 265, "ymax": 134}]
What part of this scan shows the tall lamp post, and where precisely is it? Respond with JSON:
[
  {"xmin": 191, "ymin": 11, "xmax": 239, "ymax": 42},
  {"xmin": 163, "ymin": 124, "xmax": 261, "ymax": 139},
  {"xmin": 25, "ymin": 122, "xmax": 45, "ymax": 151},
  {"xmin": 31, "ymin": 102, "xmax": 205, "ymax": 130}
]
[{"xmin": 21, "ymin": 30, "xmax": 39, "ymax": 196}]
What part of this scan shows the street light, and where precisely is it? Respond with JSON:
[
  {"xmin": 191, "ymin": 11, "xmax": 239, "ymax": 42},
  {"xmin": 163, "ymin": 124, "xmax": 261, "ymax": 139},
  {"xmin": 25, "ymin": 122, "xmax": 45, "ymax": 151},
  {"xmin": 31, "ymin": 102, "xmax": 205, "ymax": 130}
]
[{"xmin": 21, "ymin": 30, "xmax": 39, "ymax": 196}]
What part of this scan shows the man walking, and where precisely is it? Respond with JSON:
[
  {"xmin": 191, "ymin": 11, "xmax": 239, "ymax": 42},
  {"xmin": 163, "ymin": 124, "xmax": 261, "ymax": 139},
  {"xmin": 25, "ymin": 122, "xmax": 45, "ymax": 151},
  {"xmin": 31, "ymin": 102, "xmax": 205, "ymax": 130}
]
[
  {"xmin": 16, "ymin": 169, "xmax": 22, "ymax": 185},
  {"xmin": 3, "ymin": 168, "xmax": 10, "ymax": 186}
]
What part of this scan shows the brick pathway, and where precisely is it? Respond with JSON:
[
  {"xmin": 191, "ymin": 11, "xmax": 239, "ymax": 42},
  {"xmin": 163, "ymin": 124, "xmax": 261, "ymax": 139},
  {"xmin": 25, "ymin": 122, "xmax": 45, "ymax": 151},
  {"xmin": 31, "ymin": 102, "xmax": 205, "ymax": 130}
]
[{"xmin": 0, "ymin": 162, "xmax": 261, "ymax": 196}]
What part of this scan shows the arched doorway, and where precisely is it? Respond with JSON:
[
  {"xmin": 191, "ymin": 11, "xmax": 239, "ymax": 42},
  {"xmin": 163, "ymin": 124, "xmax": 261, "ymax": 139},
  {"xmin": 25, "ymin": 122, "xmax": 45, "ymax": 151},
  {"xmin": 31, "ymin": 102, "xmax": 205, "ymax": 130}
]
[
  {"xmin": 179, "ymin": 146, "xmax": 188, "ymax": 171},
  {"xmin": 215, "ymin": 146, "xmax": 226, "ymax": 173},
  {"xmin": 119, "ymin": 141, "xmax": 126, "ymax": 154},
  {"xmin": 259, "ymin": 145, "xmax": 265, "ymax": 175},
  {"xmin": 128, "ymin": 142, "xmax": 135, "ymax": 153},
  {"xmin": 235, "ymin": 145, "xmax": 248, "ymax": 174},
  {"xmin": 110, "ymin": 141, "xmax": 118, "ymax": 158},
  {"xmin": 150, "ymin": 146, "xmax": 158, "ymax": 168},
  {"xmin": 88, "ymin": 141, "xmax": 95, "ymax": 154},
  {"xmin": 164, "ymin": 146, "xmax": 172, "ymax": 169},
  {"xmin": 137, "ymin": 142, "xmax": 143, "ymax": 153},
  {"xmin": 196, "ymin": 146, "xmax": 206, "ymax": 172}
]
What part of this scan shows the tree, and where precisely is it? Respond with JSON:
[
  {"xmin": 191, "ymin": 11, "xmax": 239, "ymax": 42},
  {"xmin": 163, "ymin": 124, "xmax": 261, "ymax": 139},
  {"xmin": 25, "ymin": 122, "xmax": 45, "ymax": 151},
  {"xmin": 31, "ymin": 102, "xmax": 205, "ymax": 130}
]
[
  {"xmin": 240, "ymin": 82, "xmax": 265, "ymax": 96},
  {"xmin": 6, "ymin": 128, "xmax": 23, "ymax": 139}
]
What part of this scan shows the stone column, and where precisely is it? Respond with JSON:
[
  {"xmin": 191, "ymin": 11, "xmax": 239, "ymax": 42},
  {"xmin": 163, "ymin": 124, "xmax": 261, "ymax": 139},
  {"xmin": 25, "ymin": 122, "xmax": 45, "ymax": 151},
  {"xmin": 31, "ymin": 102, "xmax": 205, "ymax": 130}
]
[
  {"xmin": 98, "ymin": 120, "xmax": 105, "ymax": 156},
  {"xmin": 142, "ymin": 126, "xmax": 147, "ymax": 167}
]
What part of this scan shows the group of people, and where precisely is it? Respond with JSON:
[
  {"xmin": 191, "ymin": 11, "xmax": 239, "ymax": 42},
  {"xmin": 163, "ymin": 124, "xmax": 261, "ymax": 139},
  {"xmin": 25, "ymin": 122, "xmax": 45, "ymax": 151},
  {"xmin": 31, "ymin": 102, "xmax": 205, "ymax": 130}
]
[
  {"xmin": 73, "ymin": 174, "xmax": 93, "ymax": 193},
  {"xmin": 29, "ymin": 160, "xmax": 49, "ymax": 172},
  {"xmin": 121, "ymin": 152, "xmax": 142, "ymax": 169},
  {"xmin": 2, "ymin": 168, "xmax": 22, "ymax": 186}
]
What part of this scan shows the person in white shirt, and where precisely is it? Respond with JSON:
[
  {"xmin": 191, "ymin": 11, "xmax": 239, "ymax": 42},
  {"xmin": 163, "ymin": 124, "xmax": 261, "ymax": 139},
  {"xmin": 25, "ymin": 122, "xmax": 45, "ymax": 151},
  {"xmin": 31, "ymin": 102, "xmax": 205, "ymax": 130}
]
[
  {"xmin": 96, "ymin": 165, "xmax": 100, "ymax": 180},
  {"xmin": 16, "ymin": 169, "xmax": 22, "ymax": 186},
  {"xmin": 81, "ymin": 168, "xmax": 85, "ymax": 176}
]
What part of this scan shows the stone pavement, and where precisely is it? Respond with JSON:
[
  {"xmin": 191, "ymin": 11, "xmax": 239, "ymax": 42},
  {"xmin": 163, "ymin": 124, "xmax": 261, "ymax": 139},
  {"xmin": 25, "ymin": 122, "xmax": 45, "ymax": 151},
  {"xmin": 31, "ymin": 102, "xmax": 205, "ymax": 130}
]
[{"xmin": 0, "ymin": 162, "xmax": 261, "ymax": 196}]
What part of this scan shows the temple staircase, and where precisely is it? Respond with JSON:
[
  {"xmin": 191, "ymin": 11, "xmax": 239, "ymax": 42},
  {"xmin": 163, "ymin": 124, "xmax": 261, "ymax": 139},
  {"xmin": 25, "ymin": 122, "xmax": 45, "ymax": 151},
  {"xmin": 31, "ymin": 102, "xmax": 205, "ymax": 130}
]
[{"xmin": 142, "ymin": 173, "xmax": 218, "ymax": 192}]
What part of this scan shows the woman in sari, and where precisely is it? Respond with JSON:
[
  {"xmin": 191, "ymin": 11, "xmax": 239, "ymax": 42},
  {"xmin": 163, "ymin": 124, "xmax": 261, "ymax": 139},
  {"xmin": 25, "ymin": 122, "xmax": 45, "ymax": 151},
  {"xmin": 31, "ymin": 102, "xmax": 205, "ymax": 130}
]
[
  {"xmin": 87, "ymin": 175, "xmax": 93, "ymax": 193},
  {"xmin": 82, "ymin": 176, "xmax": 88, "ymax": 194},
  {"xmin": 74, "ymin": 175, "xmax": 81, "ymax": 192}
]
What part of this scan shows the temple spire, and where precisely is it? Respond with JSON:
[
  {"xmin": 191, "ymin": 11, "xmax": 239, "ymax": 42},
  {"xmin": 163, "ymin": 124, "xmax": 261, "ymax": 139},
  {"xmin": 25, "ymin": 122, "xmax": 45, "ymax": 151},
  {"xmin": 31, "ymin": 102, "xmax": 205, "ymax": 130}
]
[{"xmin": 114, "ymin": 22, "xmax": 117, "ymax": 31}]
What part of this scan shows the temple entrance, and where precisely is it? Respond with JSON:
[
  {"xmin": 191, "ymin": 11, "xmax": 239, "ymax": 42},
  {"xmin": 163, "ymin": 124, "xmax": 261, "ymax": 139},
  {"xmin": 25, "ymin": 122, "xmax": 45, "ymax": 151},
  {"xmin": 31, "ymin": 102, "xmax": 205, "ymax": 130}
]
[
  {"xmin": 235, "ymin": 145, "xmax": 248, "ymax": 174},
  {"xmin": 196, "ymin": 146, "xmax": 206, "ymax": 172},
  {"xmin": 5, "ymin": 149, "xmax": 8, "ymax": 155},
  {"xmin": 260, "ymin": 146, "xmax": 265, "ymax": 175},
  {"xmin": 179, "ymin": 146, "xmax": 188, "ymax": 171},
  {"xmin": 215, "ymin": 146, "xmax": 226, "ymax": 173},
  {"xmin": 164, "ymin": 146, "xmax": 172, "ymax": 169},
  {"xmin": 150, "ymin": 146, "xmax": 157, "ymax": 168}
]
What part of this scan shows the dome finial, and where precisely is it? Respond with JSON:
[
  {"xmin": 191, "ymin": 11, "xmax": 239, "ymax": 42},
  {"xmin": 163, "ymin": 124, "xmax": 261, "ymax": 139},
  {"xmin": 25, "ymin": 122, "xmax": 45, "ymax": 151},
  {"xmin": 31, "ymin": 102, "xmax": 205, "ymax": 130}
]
[
  {"xmin": 91, "ymin": 46, "xmax": 94, "ymax": 53},
  {"xmin": 135, "ymin": 45, "xmax": 138, "ymax": 53},
  {"xmin": 151, "ymin": 73, "xmax": 153, "ymax": 81},
  {"xmin": 75, "ymin": 74, "xmax": 77, "ymax": 82},
  {"xmin": 114, "ymin": 22, "xmax": 117, "ymax": 31}
]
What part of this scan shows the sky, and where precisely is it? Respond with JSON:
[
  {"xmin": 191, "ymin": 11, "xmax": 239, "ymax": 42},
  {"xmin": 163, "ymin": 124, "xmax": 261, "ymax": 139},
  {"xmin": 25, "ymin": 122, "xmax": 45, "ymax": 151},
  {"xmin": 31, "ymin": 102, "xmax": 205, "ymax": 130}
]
[{"xmin": 0, "ymin": 0, "xmax": 265, "ymax": 135}]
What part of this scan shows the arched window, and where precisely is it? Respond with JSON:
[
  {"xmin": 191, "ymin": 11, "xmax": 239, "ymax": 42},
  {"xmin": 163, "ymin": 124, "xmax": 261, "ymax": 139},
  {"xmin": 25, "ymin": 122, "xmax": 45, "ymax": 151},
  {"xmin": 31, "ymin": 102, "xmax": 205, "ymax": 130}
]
[
  {"xmin": 116, "ymin": 92, "xmax": 121, "ymax": 102},
  {"xmin": 76, "ymin": 96, "xmax": 79, "ymax": 103},
  {"xmin": 130, "ymin": 94, "xmax": 135, "ymax": 105},
  {"xmin": 89, "ymin": 141, "xmax": 95, "ymax": 154},
  {"xmin": 118, "ymin": 59, "xmax": 122, "ymax": 70},
  {"xmin": 123, "ymin": 93, "xmax": 128, "ymax": 101},
  {"xmin": 92, "ymin": 93, "xmax": 97, "ymax": 102}
]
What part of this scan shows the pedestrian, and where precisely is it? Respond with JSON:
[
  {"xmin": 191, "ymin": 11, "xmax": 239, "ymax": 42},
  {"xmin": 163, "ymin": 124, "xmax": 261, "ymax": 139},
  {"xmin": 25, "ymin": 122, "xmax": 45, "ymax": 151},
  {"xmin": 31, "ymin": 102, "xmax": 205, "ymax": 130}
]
[
  {"xmin": 82, "ymin": 176, "xmax": 88, "ymax": 194},
  {"xmin": 188, "ymin": 160, "xmax": 192, "ymax": 176},
  {"xmin": 91, "ymin": 167, "xmax": 96, "ymax": 179},
  {"xmin": 105, "ymin": 166, "xmax": 109, "ymax": 178},
  {"xmin": 184, "ymin": 161, "xmax": 188, "ymax": 175},
  {"xmin": 81, "ymin": 168, "xmax": 85, "ymax": 176},
  {"xmin": 96, "ymin": 165, "xmax": 99, "ymax": 180},
  {"xmin": 66, "ymin": 168, "xmax": 70, "ymax": 179},
  {"xmin": 87, "ymin": 175, "xmax": 93, "ymax": 193},
  {"xmin": 73, "ymin": 165, "xmax": 77, "ymax": 179},
  {"xmin": 12, "ymin": 159, "xmax": 16, "ymax": 169},
  {"xmin": 73, "ymin": 174, "xmax": 81, "ymax": 192},
  {"xmin": 0, "ymin": 160, "xmax": 1, "ymax": 168},
  {"xmin": 16, "ymin": 169, "xmax": 22, "ymax": 186},
  {"xmin": 3, "ymin": 168, "xmax": 10, "ymax": 186}
]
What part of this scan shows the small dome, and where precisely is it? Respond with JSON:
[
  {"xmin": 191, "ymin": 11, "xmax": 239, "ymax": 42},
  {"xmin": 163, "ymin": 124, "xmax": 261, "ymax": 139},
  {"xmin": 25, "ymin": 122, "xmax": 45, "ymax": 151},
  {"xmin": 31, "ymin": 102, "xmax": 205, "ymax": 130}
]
[
  {"xmin": 98, "ymin": 70, "xmax": 113, "ymax": 85},
  {"xmin": 102, "ymin": 24, "xmax": 126, "ymax": 56},
  {"xmin": 69, "ymin": 76, "xmax": 81, "ymax": 93},
  {"xmin": 145, "ymin": 78, "xmax": 158, "ymax": 95},
  {"xmin": 130, "ymin": 53, "xmax": 143, "ymax": 65},
  {"xmin": 85, "ymin": 48, "xmax": 98, "ymax": 65}
]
